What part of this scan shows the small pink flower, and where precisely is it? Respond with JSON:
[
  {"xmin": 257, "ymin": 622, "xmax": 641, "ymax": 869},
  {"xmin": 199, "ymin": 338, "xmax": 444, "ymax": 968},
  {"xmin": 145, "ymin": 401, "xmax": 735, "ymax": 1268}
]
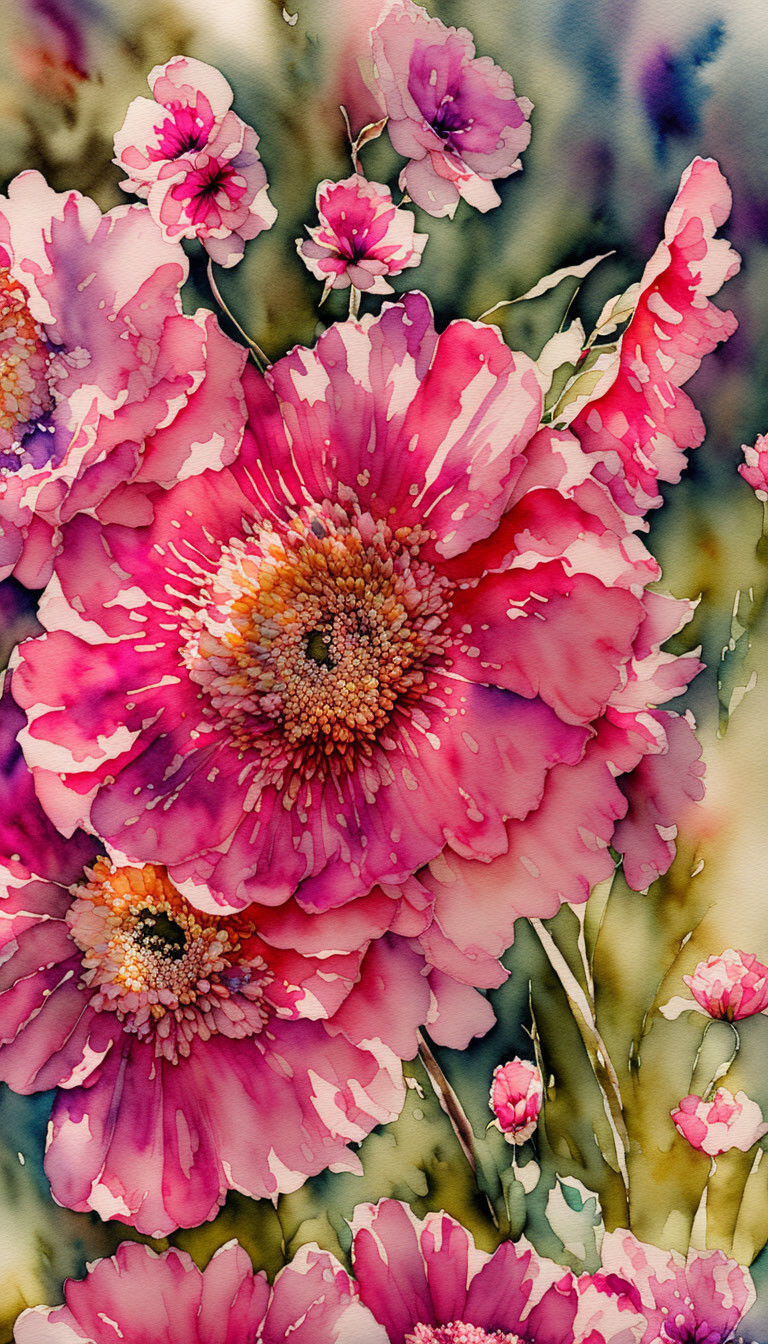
[
  {"xmin": 671, "ymin": 1088, "xmax": 768, "ymax": 1156},
  {"xmin": 370, "ymin": 0, "xmax": 532, "ymax": 218},
  {"xmin": 490, "ymin": 1058, "xmax": 543, "ymax": 1144},
  {"xmin": 739, "ymin": 433, "xmax": 768, "ymax": 502},
  {"xmin": 600, "ymin": 1229, "xmax": 755, "ymax": 1344},
  {"xmin": 114, "ymin": 55, "xmax": 276, "ymax": 266},
  {"xmin": 685, "ymin": 949, "xmax": 768, "ymax": 1021},
  {"xmin": 13, "ymin": 1240, "xmax": 368, "ymax": 1344},
  {"xmin": 297, "ymin": 174, "xmax": 427, "ymax": 294}
]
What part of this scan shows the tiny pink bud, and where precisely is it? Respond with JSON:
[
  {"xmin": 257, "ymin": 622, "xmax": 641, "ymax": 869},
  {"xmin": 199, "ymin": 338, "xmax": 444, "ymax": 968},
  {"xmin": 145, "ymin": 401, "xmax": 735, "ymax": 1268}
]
[
  {"xmin": 489, "ymin": 1058, "xmax": 543, "ymax": 1145},
  {"xmin": 739, "ymin": 433, "xmax": 768, "ymax": 502}
]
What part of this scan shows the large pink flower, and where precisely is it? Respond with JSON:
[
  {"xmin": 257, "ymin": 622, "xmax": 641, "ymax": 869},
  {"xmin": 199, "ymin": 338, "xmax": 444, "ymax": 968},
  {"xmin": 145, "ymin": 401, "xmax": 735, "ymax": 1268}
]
[
  {"xmin": 599, "ymin": 1230, "xmax": 755, "ymax": 1344},
  {"xmin": 297, "ymin": 174, "xmax": 428, "ymax": 293},
  {"xmin": 13, "ymin": 1240, "xmax": 369, "ymax": 1344},
  {"xmin": 370, "ymin": 0, "xmax": 532, "ymax": 217},
  {"xmin": 570, "ymin": 158, "xmax": 740, "ymax": 516},
  {"xmin": 336, "ymin": 1200, "xmax": 647, "ymax": 1343},
  {"xmin": 0, "ymin": 677, "xmax": 500, "ymax": 1233},
  {"xmin": 11, "ymin": 289, "xmax": 683, "ymax": 924},
  {"xmin": 0, "ymin": 170, "xmax": 247, "ymax": 587},
  {"xmin": 114, "ymin": 55, "xmax": 277, "ymax": 266},
  {"xmin": 671, "ymin": 1089, "xmax": 768, "ymax": 1157}
]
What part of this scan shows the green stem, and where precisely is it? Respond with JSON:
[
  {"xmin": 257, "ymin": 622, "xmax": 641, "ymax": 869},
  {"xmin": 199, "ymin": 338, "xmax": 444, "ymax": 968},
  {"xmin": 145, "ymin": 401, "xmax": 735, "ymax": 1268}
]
[
  {"xmin": 348, "ymin": 285, "xmax": 361, "ymax": 320},
  {"xmin": 206, "ymin": 259, "xmax": 270, "ymax": 371},
  {"xmin": 530, "ymin": 917, "xmax": 629, "ymax": 1199}
]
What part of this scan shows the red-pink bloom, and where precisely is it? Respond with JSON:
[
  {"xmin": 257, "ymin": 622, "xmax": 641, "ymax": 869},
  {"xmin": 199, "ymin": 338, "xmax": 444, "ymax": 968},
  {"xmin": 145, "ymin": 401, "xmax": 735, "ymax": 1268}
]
[
  {"xmin": 684, "ymin": 949, "xmax": 768, "ymax": 1020},
  {"xmin": 370, "ymin": 0, "xmax": 532, "ymax": 218},
  {"xmin": 114, "ymin": 55, "xmax": 277, "ymax": 267},
  {"xmin": 0, "ymin": 170, "xmax": 247, "ymax": 587},
  {"xmin": 570, "ymin": 158, "xmax": 740, "ymax": 516},
  {"xmin": 343, "ymin": 1200, "xmax": 646, "ymax": 1343},
  {"xmin": 12, "ymin": 292, "xmax": 701, "ymax": 930},
  {"xmin": 490, "ymin": 1058, "xmax": 543, "ymax": 1144},
  {"xmin": 599, "ymin": 1229, "xmax": 755, "ymax": 1344},
  {"xmin": 671, "ymin": 1089, "xmax": 768, "ymax": 1157},
  {"xmin": 297, "ymin": 174, "xmax": 427, "ymax": 293},
  {"xmin": 739, "ymin": 433, "xmax": 768, "ymax": 502},
  {"xmin": 0, "ymin": 678, "xmax": 499, "ymax": 1233},
  {"xmin": 13, "ymin": 1240, "xmax": 370, "ymax": 1344}
]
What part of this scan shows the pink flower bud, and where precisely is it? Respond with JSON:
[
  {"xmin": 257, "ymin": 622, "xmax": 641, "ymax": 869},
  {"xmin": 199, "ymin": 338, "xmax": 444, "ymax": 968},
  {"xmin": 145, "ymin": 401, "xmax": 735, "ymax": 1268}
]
[
  {"xmin": 739, "ymin": 433, "xmax": 768, "ymax": 502},
  {"xmin": 671, "ymin": 1088, "xmax": 768, "ymax": 1156},
  {"xmin": 297, "ymin": 175, "xmax": 427, "ymax": 295},
  {"xmin": 489, "ymin": 1058, "xmax": 543, "ymax": 1144},
  {"xmin": 683, "ymin": 949, "xmax": 768, "ymax": 1021}
]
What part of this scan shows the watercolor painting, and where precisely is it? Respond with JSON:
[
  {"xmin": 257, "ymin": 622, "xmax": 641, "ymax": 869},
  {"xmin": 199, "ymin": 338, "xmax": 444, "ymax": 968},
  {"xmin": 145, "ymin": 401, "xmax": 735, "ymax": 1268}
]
[{"xmin": 0, "ymin": 0, "xmax": 767, "ymax": 1339}]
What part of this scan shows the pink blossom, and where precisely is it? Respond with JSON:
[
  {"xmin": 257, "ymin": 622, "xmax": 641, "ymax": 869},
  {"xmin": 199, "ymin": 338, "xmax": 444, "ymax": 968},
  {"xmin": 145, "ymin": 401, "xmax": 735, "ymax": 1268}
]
[
  {"xmin": 684, "ymin": 949, "xmax": 768, "ymax": 1021},
  {"xmin": 345, "ymin": 1200, "xmax": 646, "ymax": 1342},
  {"xmin": 490, "ymin": 1058, "xmax": 543, "ymax": 1144},
  {"xmin": 297, "ymin": 174, "xmax": 427, "ymax": 293},
  {"xmin": 370, "ymin": 0, "xmax": 532, "ymax": 218},
  {"xmin": 12, "ymin": 292, "xmax": 701, "ymax": 929},
  {"xmin": 599, "ymin": 1229, "xmax": 755, "ymax": 1344},
  {"xmin": 671, "ymin": 1089, "xmax": 768, "ymax": 1157},
  {"xmin": 114, "ymin": 55, "xmax": 276, "ymax": 266},
  {"xmin": 14, "ymin": 1240, "xmax": 370, "ymax": 1344},
  {"xmin": 0, "ymin": 170, "xmax": 247, "ymax": 587},
  {"xmin": 739, "ymin": 433, "xmax": 768, "ymax": 502},
  {"xmin": 571, "ymin": 158, "xmax": 740, "ymax": 516},
  {"xmin": 0, "ymin": 678, "xmax": 500, "ymax": 1233}
]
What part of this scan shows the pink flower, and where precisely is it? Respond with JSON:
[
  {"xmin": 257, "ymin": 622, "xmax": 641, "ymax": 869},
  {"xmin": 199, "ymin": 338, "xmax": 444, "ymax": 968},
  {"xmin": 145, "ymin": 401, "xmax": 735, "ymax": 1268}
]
[
  {"xmin": 684, "ymin": 949, "xmax": 768, "ymax": 1021},
  {"xmin": 14, "ymin": 1240, "xmax": 370, "ymax": 1344},
  {"xmin": 0, "ymin": 170, "xmax": 247, "ymax": 587},
  {"xmin": 671, "ymin": 1089, "xmax": 768, "ymax": 1156},
  {"xmin": 739, "ymin": 433, "xmax": 768, "ymax": 502},
  {"xmin": 114, "ymin": 55, "xmax": 276, "ymax": 266},
  {"xmin": 570, "ymin": 158, "xmax": 740, "ymax": 516},
  {"xmin": 0, "ymin": 677, "xmax": 501, "ymax": 1233},
  {"xmin": 12, "ymin": 292, "xmax": 700, "ymax": 928},
  {"xmin": 370, "ymin": 0, "xmax": 532, "ymax": 218},
  {"xmin": 490, "ymin": 1058, "xmax": 543, "ymax": 1144},
  {"xmin": 599, "ymin": 1229, "xmax": 755, "ymax": 1344},
  {"xmin": 297, "ymin": 174, "xmax": 427, "ymax": 293},
  {"xmin": 343, "ymin": 1200, "xmax": 646, "ymax": 1343}
]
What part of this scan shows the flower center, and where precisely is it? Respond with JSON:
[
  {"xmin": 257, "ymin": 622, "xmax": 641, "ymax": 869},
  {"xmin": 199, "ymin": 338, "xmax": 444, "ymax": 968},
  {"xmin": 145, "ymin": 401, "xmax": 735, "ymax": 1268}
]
[
  {"xmin": 181, "ymin": 501, "xmax": 453, "ymax": 781},
  {"xmin": 0, "ymin": 267, "xmax": 54, "ymax": 470},
  {"xmin": 66, "ymin": 858, "xmax": 272, "ymax": 1062},
  {"xmin": 407, "ymin": 1325, "xmax": 521, "ymax": 1344}
]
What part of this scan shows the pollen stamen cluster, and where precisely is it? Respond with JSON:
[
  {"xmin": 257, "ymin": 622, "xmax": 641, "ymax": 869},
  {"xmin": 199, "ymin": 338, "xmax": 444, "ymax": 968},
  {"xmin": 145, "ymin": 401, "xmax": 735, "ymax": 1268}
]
[
  {"xmin": 66, "ymin": 858, "xmax": 271, "ymax": 1062},
  {"xmin": 0, "ymin": 267, "xmax": 52, "ymax": 461},
  {"xmin": 407, "ymin": 1325, "xmax": 522, "ymax": 1344},
  {"xmin": 183, "ymin": 500, "xmax": 453, "ymax": 779}
]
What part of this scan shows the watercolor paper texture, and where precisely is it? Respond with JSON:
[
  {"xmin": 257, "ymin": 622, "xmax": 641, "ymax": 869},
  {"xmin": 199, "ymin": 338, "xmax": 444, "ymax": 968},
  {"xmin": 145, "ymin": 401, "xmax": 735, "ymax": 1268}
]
[{"xmin": 0, "ymin": 0, "xmax": 767, "ymax": 1339}]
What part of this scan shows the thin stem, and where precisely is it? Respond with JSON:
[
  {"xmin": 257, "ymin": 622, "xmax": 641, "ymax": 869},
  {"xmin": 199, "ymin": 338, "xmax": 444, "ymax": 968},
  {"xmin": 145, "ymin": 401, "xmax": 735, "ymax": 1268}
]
[
  {"xmin": 206, "ymin": 259, "xmax": 270, "ymax": 372},
  {"xmin": 417, "ymin": 1030, "xmax": 476, "ymax": 1172},
  {"xmin": 696, "ymin": 1019, "xmax": 741, "ymax": 1098},
  {"xmin": 348, "ymin": 285, "xmax": 361, "ymax": 320},
  {"xmin": 529, "ymin": 917, "xmax": 630, "ymax": 1199}
]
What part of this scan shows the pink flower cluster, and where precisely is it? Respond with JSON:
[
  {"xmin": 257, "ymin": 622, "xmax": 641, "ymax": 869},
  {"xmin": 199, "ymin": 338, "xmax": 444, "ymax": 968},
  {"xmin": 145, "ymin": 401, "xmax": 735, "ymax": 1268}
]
[
  {"xmin": 114, "ymin": 56, "xmax": 277, "ymax": 266},
  {"xmin": 0, "ymin": 143, "xmax": 738, "ymax": 1239},
  {"xmin": 15, "ymin": 1203, "xmax": 756, "ymax": 1344}
]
